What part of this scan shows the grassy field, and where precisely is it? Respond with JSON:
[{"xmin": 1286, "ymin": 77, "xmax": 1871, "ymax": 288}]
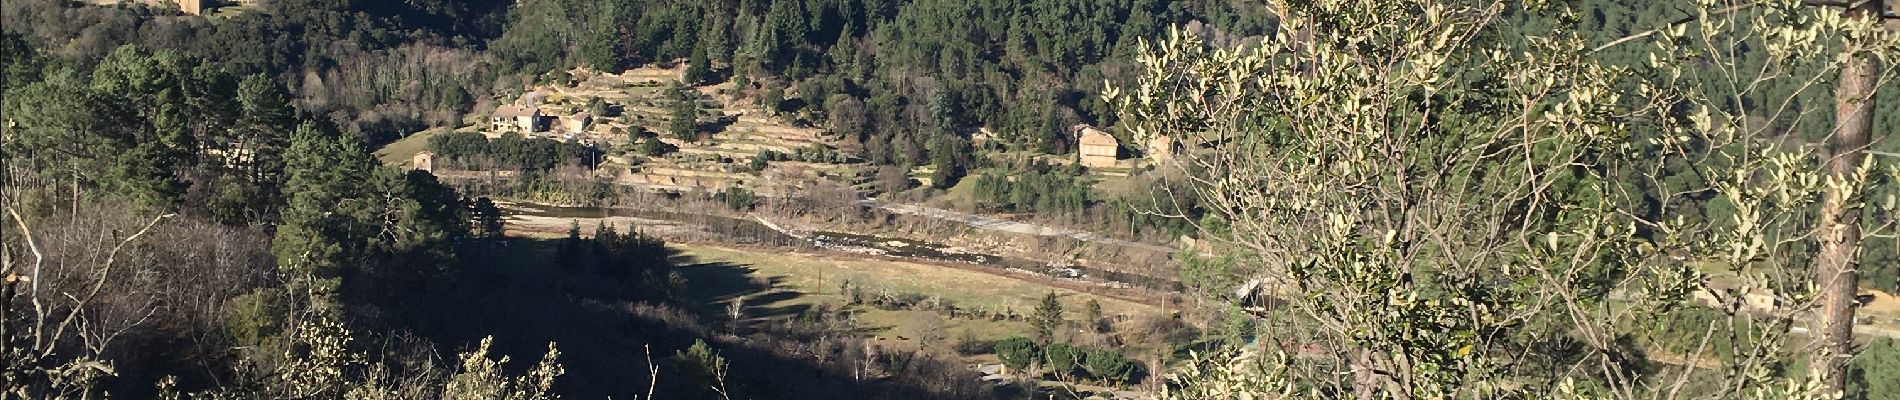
[
  {"xmin": 375, "ymin": 128, "xmax": 445, "ymax": 166},
  {"xmin": 670, "ymin": 244, "xmax": 1159, "ymax": 345}
]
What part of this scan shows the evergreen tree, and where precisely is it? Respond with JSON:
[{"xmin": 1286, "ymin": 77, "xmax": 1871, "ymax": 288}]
[
  {"xmin": 235, "ymin": 74, "xmax": 294, "ymax": 181},
  {"xmin": 587, "ymin": 97, "xmax": 608, "ymax": 118},
  {"xmin": 670, "ymin": 89, "xmax": 699, "ymax": 141},
  {"xmin": 759, "ymin": 86, "xmax": 785, "ymax": 115},
  {"xmin": 0, "ymin": 31, "xmax": 44, "ymax": 92},
  {"xmin": 1083, "ymin": 298, "xmax": 1104, "ymax": 333},
  {"xmin": 1850, "ymin": 338, "xmax": 1900, "ymax": 400},
  {"xmin": 684, "ymin": 45, "xmax": 711, "ymax": 85},
  {"xmin": 927, "ymin": 134, "xmax": 970, "ymax": 189},
  {"xmin": 557, "ymin": 219, "xmax": 584, "ymax": 270},
  {"xmin": 994, "ymin": 336, "xmax": 1039, "ymax": 373},
  {"xmin": 225, "ymin": 73, "xmax": 297, "ymax": 222},
  {"xmin": 699, "ymin": 10, "xmax": 735, "ymax": 65},
  {"xmin": 1043, "ymin": 342, "xmax": 1080, "ymax": 381},
  {"xmin": 674, "ymin": 339, "xmax": 729, "ymax": 400},
  {"xmin": 364, "ymin": 170, "xmax": 466, "ymax": 282},
  {"xmin": 760, "ymin": 0, "xmax": 809, "ymax": 71},
  {"xmin": 1082, "ymin": 349, "xmax": 1132, "ymax": 385},
  {"xmin": 1031, "ymin": 291, "xmax": 1063, "ymax": 343},
  {"xmin": 470, "ymin": 197, "xmax": 504, "ymax": 239},
  {"xmin": 272, "ymin": 123, "xmax": 376, "ymax": 311}
]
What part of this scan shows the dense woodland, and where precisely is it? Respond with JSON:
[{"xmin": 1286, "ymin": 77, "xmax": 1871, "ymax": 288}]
[{"xmin": 3, "ymin": 0, "xmax": 1900, "ymax": 398}]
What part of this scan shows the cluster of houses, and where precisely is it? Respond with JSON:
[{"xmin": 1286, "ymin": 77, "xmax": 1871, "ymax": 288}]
[
  {"xmin": 482, "ymin": 95, "xmax": 1169, "ymax": 173},
  {"xmin": 488, "ymin": 104, "xmax": 594, "ymax": 141},
  {"xmin": 133, "ymin": 0, "xmax": 256, "ymax": 15}
]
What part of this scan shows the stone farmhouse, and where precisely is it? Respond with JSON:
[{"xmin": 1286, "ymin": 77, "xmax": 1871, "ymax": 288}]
[
  {"xmin": 491, "ymin": 105, "xmax": 546, "ymax": 134},
  {"xmin": 1074, "ymin": 124, "xmax": 1120, "ymax": 168},
  {"xmin": 561, "ymin": 112, "xmax": 594, "ymax": 133}
]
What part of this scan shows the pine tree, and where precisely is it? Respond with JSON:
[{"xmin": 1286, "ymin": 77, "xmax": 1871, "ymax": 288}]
[
  {"xmin": 1031, "ymin": 292, "xmax": 1063, "ymax": 344},
  {"xmin": 272, "ymin": 123, "xmax": 376, "ymax": 312},
  {"xmin": 470, "ymin": 197, "xmax": 503, "ymax": 239},
  {"xmin": 684, "ymin": 45, "xmax": 711, "ymax": 85},
  {"xmin": 674, "ymin": 339, "xmax": 729, "ymax": 400},
  {"xmin": 700, "ymin": 10, "xmax": 735, "ymax": 65},
  {"xmin": 0, "ymin": 31, "xmax": 45, "ymax": 92},
  {"xmin": 760, "ymin": 0, "xmax": 809, "ymax": 71},
  {"xmin": 235, "ymin": 74, "xmax": 293, "ymax": 181},
  {"xmin": 557, "ymin": 219, "xmax": 583, "ymax": 270},
  {"xmin": 670, "ymin": 89, "xmax": 699, "ymax": 141}
]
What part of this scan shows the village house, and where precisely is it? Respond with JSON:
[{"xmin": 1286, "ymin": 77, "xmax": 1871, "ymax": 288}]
[
  {"xmin": 561, "ymin": 112, "xmax": 594, "ymax": 133},
  {"xmin": 137, "ymin": 0, "xmax": 257, "ymax": 15},
  {"xmin": 121, "ymin": 0, "xmax": 210, "ymax": 15},
  {"xmin": 1073, "ymin": 124, "xmax": 1120, "ymax": 168},
  {"xmin": 175, "ymin": 0, "xmax": 206, "ymax": 14},
  {"xmin": 491, "ymin": 105, "xmax": 546, "ymax": 133}
]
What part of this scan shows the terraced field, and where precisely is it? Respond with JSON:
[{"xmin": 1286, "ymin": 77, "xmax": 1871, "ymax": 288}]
[{"xmin": 370, "ymin": 67, "xmax": 871, "ymax": 195}]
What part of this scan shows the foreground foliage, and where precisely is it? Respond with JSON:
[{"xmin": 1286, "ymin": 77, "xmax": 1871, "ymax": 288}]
[{"xmin": 1113, "ymin": 0, "xmax": 1899, "ymax": 398}]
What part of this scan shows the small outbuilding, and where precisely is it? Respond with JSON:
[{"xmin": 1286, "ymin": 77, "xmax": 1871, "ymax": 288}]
[{"xmin": 411, "ymin": 151, "xmax": 435, "ymax": 172}]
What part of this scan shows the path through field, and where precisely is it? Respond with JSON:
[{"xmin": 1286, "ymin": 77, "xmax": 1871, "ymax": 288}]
[{"xmin": 861, "ymin": 198, "xmax": 1178, "ymax": 254}]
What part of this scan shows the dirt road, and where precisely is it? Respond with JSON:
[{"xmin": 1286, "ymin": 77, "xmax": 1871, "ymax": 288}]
[{"xmin": 861, "ymin": 198, "xmax": 1179, "ymax": 254}]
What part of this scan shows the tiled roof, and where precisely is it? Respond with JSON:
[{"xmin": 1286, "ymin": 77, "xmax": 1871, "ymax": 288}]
[{"xmin": 495, "ymin": 105, "xmax": 538, "ymax": 118}]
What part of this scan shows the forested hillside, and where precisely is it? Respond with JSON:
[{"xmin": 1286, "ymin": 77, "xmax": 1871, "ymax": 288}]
[
  {"xmin": 4, "ymin": 0, "xmax": 1900, "ymax": 399},
  {"xmin": 482, "ymin": 0, "xmax": 1275, "ymax": 198}
]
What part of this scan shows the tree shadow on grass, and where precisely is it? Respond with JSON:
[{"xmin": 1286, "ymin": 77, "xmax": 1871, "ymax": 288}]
[
  {"xmin": 373, "ymin": 239, "xmax": 992, "ymax": 399},
  {"xmin": 739, "ymin": 290, "xmax": 809, "ymax": 318}
]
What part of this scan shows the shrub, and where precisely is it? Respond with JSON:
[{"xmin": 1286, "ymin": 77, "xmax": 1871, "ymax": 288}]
[
  {"xmin": 1084, "ymin": 298, "xmax": 1105, "ymax": 333},
  {"xmin": 749, "ymin": 152, "xmax": 770, "ymax": 171},
  {"xmin": 1043, "ymin": 342, "xmax": 1080, "ymax": 380},
  {"xmin": 639, "ymin": 138, "xmax": 677, "ymax": 156},
  {"xmin": 223, "ymin": 288, "xmax": 286, "ymax": 348},
  {"xmin": 673, "ymin": 339, "xmax": 729, "ymax": 400},
  {"xmin": 721, "ymin": 187, "xmax": 755, "ymax": 211},
  {"xmin": 994, "ymin": 336, "xmax": 1038, "ymax": 372},
  {"xmin": 953, "ymin": 330, "xmax": 991, "ymax": 356},
  {"xmin": 1083, "ymin": 349, "xmax": 1134, "ymax": 385}
]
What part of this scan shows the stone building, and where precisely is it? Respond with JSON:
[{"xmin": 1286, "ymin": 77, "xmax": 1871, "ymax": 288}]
[
  {"xmin": 1073, "ymin": 124, "xmax": 1119, "ymax": 168},
  {"xmin": 176, "ymin": 0, "xmax": 206, "ymax": 14},
  {"xmin": 411, "ymin": 151, "xmax": 435, "ymax": 172},
  {"xmin": 562, "ymin": 112, "xmax": 594, "ymax": 133},
  {"xmin": 491, "ymin": 105, "xmax": 546, "ymax": 133}
]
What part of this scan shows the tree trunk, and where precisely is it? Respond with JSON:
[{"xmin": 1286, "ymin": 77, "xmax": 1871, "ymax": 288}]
[{"xmin": 1814, "ymin": 0, "xmax": 1882, "ymax": 392}]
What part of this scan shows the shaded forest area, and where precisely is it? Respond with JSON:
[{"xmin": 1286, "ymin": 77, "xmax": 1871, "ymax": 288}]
[{"xmin": 0, "ymin": 35, "xmax": 996, "ymax": 396}]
